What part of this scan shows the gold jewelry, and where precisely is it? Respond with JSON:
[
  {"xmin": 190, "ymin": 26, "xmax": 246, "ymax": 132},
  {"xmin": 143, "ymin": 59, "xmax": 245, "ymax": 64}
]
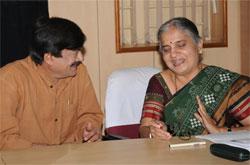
[
  {"xmin": 173, "ymin": 74, "xmax": 178, "ymax": 93},
  {"xmin": 198, "ymin": 49, "xmax": 203, "ymax": 54},
  {"xmin": 173, "ymin": 64, "xmax": 203, "ymax": 93},
  {"xmin": 149, "ymin": 133, "xmax": 152, "ymax": 138}
]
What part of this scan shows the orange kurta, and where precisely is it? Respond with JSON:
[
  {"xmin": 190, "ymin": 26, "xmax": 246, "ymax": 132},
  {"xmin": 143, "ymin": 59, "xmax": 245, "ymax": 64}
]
[{"xmin": 0, "ymin": 56, "xmax": 103, "ymax": 150}]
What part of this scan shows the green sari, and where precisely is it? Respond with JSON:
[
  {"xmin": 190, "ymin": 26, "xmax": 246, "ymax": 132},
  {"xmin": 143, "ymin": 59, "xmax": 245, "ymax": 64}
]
[{"xmin": 164, "ymin": 66, "xmax": 240, "ymax": 136}]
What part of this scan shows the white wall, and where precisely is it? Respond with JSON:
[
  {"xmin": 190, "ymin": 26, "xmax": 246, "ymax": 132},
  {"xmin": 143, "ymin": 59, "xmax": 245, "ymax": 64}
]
[{"xmin": 49, "ymin": 0, "xmax": 241, "ymax": 110}]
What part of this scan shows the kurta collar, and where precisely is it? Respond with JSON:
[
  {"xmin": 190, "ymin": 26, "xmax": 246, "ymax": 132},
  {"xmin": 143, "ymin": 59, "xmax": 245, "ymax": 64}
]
[{"xmin": 27, "ymin": 56, "xmax": 72, "ymax": 89}]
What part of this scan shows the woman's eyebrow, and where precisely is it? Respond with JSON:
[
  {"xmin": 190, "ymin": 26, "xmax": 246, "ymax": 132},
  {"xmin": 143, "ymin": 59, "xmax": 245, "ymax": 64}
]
[{"xmin": 162, "ymin": 40, "xmax": 186, "ymax": 47}]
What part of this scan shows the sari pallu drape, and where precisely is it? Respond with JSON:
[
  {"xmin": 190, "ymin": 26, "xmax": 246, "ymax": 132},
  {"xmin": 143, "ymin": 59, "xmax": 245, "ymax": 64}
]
[{"xmin": 163, "ymin": 66, "xmax": 243, "ymax": 136}]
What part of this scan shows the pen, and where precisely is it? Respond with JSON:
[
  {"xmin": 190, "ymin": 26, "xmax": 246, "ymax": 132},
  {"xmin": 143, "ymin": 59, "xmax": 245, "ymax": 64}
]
[{"xmin": 169, "ymin": 141, "xmax": 206, "ymax": 149}]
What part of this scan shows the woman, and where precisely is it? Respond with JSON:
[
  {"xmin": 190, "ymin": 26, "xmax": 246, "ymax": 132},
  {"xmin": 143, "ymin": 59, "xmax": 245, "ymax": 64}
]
[{"xmin": 139, "ymin": 17, "xmax": 250, "ymax": 140}]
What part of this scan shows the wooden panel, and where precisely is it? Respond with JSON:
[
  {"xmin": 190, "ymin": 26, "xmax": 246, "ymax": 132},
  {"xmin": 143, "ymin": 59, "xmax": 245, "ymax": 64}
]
[{"xmin": 240, "ymin": 1, "xmax": 250, "ymax": 76}]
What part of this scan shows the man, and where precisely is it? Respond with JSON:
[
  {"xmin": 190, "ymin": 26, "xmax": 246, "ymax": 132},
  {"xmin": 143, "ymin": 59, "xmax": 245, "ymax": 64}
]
[{"xmin": 0, "ymin": 17, "xmax": 103, "ymax": 150}]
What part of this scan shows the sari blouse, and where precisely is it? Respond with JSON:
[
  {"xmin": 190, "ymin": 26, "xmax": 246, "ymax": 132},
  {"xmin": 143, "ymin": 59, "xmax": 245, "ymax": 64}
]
[{"xmin": 141, "ymin": 66, "xmax": 249, "ymax": 135}]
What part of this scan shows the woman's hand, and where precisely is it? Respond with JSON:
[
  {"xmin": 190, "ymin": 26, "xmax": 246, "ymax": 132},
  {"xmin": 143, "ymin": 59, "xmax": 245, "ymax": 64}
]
[
  {"xmin": 149, "ymin": 120, "xmax": 172, "ymax": 140},
  {"xmin": 194, "ymin": 96, "xmax": 222, "ymax": 133}
]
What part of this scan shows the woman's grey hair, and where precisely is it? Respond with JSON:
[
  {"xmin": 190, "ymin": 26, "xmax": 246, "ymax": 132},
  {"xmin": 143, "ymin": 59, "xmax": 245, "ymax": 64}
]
[
  {"xmin": 157, "ymin": 17, "xmax": 201, "ymax": 44},
  {"xmin": 157, "ymin": 17, "xmax": 203, "ymax": 62}
]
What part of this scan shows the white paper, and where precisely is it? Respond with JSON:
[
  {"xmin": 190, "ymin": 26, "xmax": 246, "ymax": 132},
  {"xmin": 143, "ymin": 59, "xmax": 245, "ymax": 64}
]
[{"xmin": 196, "ymin": 131, "xmax": 250, "ymax": 151}]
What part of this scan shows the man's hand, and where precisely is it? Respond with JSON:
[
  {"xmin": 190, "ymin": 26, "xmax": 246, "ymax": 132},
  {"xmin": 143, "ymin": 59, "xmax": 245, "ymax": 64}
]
[{"xmin": 82, "ymin": 122, "xmax": 102, "ymax": 143}]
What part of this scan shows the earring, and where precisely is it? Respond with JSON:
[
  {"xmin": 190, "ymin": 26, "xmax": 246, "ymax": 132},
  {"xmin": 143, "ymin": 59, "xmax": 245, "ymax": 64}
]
[{"xmin": 198, "ymin": 49, "xmax": 203, "ymax": 54}]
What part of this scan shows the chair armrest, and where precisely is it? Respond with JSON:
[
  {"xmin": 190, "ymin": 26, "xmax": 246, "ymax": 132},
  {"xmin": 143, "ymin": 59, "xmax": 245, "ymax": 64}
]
[{"xmin": 102, "ymin": 133, "xmax": 128, "ymax": 141}]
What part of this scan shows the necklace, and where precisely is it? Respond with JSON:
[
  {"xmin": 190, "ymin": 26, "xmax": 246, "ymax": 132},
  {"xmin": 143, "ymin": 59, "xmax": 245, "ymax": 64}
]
[
  {"xmin": 173, "ymin": 74, "xmax": 178, "ymax": 93},
  {"xmin": 173, "ymin": 64, "xmax": 203, "ymax": 93}
]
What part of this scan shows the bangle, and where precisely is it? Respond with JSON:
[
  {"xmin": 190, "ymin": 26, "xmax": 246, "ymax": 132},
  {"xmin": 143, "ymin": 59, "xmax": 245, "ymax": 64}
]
[{"xmin": 149, "ymin": 133, "xmax": 152, "ymax": 138}]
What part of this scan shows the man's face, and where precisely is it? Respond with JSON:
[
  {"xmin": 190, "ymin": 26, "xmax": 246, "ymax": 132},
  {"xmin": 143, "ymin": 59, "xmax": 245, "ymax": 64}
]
[{"xmin": 48, "ymin": 49, "xmax": 83, "ymax": 79}]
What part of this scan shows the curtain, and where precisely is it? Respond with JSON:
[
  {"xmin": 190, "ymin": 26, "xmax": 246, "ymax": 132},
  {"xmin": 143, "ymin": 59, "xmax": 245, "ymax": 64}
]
[{"xmin": 0, "ymin": 0, "xmax": 49, "ymax": 67}]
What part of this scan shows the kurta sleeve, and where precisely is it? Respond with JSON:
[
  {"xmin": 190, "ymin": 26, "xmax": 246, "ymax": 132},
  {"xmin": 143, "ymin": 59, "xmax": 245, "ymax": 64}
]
[
  {"xmin": 74, "ymin": 65, "xmax": 103, "ymax": 140},
  {"xmin": 0, "ymin": 68, "xmax": 32, "ymax": 150}
]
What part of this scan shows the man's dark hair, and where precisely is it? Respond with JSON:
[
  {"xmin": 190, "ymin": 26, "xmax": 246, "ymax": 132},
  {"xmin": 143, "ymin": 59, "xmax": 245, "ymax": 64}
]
[{"xmin": 29, "ymin": 17, "xmax": 86, "ymax": 65}]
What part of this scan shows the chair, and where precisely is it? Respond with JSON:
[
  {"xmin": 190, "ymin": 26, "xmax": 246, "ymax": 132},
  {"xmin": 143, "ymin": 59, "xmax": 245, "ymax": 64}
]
[{"xmin": 104, "ymin": 67, "xmax": 161, "ymax": 138}]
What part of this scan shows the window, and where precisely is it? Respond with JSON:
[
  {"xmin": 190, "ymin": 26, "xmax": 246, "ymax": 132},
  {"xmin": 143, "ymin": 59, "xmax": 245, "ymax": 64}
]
[{"xmin": 115, "ymin": 0, "xmax": 227, "ymax": 53}]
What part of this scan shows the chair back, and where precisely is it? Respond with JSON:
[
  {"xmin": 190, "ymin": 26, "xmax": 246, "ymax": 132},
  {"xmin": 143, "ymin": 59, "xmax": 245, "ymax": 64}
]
[{"xmin": 105, "ymin": 67, "xmax": 161, "ymax": 138}]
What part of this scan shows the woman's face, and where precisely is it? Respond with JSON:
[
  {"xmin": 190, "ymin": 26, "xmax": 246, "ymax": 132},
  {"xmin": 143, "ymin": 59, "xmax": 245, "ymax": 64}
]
[{"xmin": 160, "ymin": 27, "xmax": 202, "ymax": 76}]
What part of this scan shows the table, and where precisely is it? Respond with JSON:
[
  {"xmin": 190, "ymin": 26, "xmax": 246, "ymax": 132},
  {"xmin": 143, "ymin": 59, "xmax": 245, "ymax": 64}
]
[{"xmin": 0, "ymin": 138, "xmax": 249, "ymax": 164}]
